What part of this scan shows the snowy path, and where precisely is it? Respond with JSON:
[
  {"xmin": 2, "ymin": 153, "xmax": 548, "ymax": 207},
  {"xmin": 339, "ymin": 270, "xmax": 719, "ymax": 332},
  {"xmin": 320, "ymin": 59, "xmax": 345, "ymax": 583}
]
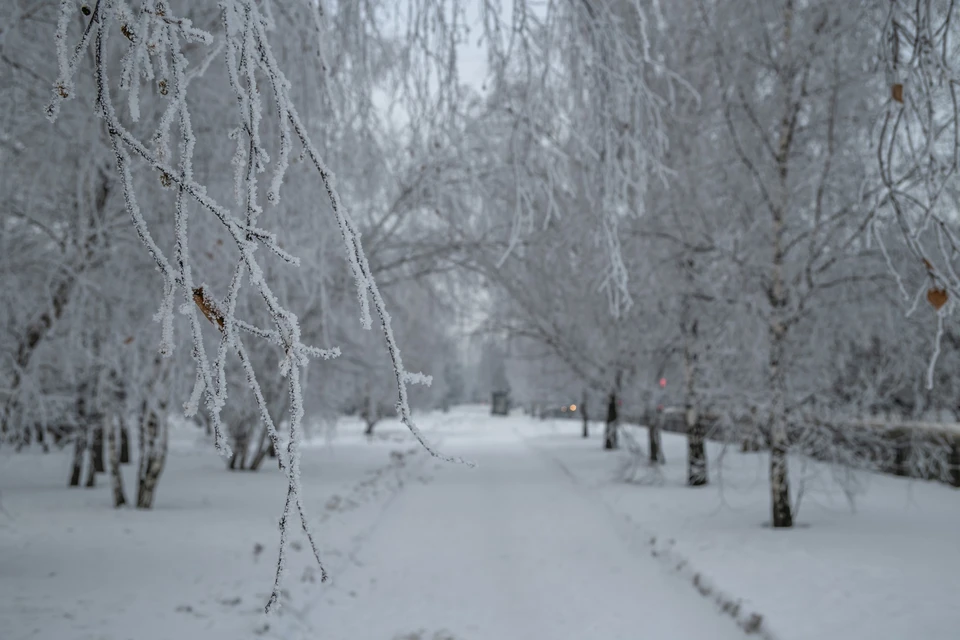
[{"xmin": 315, "ymin": 413, "xmax": 745, "ymax": 639}]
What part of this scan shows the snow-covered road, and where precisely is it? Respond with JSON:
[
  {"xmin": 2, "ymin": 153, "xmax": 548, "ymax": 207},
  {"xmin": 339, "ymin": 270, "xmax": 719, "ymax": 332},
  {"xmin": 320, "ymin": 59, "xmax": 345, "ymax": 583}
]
[{"xmin": 315, "ymin": 411, "xmax": 745, "ymax": 640}]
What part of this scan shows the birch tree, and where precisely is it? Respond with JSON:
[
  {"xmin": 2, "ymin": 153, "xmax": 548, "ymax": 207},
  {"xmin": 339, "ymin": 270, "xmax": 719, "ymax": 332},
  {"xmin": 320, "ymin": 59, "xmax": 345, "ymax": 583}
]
[{"xmin": 698, "ymin": 0, "xmax": 887, "ymax": 526}]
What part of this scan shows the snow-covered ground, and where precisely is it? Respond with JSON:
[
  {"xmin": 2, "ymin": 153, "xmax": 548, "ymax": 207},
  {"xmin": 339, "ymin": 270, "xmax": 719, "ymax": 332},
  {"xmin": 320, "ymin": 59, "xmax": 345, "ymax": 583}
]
[
  {"xmin": 2, "ymin": 407, "xmax": 957, "ymax": 639},
  {"xmin": 0, "ymin": 415, "xmax": 436, "ymax": 640},
  {"xmin": 521, "ymin": 418, "xmax": 960, "ymax": 640}
]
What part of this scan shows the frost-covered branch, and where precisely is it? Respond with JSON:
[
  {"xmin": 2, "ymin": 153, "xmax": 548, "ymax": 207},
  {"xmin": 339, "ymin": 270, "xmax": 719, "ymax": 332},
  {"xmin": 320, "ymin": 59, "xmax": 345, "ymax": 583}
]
[{"xmin": 46, "ymin": 0, "xmax": 462, "ymax": 613}]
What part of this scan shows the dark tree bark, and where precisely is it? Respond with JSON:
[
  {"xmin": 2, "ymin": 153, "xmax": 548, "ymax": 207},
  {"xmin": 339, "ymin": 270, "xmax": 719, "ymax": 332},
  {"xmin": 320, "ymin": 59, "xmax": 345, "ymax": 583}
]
[
  {"xmin": 36, "ymin": 425, "xmax": 49, "ymax": 452},
  {"xmin": 69, "ymin": 430, "xmax": 86, "ymax": 487},
  {"xmin": 581, "ymin": 390, "xmax": 589, "ymax": 439},
  {"xmin": 682, "ymin": 311, "xmax": 705, "ymax": 485},
  {"xmin": 69, "ymin": 384, "xmax": 90, "ymax": 487},
  {"xmin": 228, "ymin": 426, "xmax": 250, "ymax": 470},
  {"xmin": 648, "ymin": 415, "xmax": 664, "ymax": 465},
  {"xmin": 362, "ymin": 387, "xmax": 379, "ymax": 437},
  {"xmin": 111, "ymin": 372, "xmax": 131, "ymax": 464},
  {"xmin": 136, "ymin": 359, "xmax": 170, "ymax": 510},
  {"xmin": 136, "ymin": 400, "xmax": 168, "ymax": 509},
  {"xmin": 119, "ymin": 422, "xmax": 130, "ymax": 464},
  {"xmin": 686, "ymin": 418, "xmax": 707, "ymax": 485},
  {"xmin": 687, "ymin": 415, "xmax": 707, "ymax": 486},
  {"xmin": 107, "ymin": 416, "xmax": 126, "ymax": 507},
  {"xmin": 90, "ymin": 424, "xmax": 105, "ymax": 473},
  {"xmin": 248, "ymin": 424, "xmax": 272, "ymax": 472},
  {"xmin": 769, "ymin": 327, "xmax": 793, "ymax": 528},
  {"xmin": 15, "ymin": 425, "xmax": 50, "ymax": 452},
  {"xmin": 604, "ymin": 391, "xmax": 619, "ymax": 450},
  {"xmin": 83, "ymin": 443, "xmax": 96, "ymax": 488}
]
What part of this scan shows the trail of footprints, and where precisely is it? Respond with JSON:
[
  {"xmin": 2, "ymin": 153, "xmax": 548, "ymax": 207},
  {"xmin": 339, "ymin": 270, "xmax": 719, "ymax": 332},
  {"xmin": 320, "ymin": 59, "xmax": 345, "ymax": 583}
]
[{"xmin": 175, "ymin": 445, "xmax": 428, "ymax": 635}]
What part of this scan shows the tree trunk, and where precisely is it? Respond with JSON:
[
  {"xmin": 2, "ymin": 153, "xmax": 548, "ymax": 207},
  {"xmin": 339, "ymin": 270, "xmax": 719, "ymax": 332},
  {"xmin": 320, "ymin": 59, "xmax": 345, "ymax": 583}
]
[
  {"xmin": 83, "ymin": 443, "xmax": 96, "ymax": 488},
  {"xmin": 228, "ymin": 447, "xmax": 240, "ymax": 470},
  {"xmin": 362, "ymin": 385, "xmax": 379, "ymax": 437},
  {"xmin": 70, "ymin": 385, "xmax": 90, "ymax": 487},
  {"xmin": 769, "ymin": 344, "xmax": 792, "ymax": 527},
  {"xmin": 768, "ymin": 251, "xmax": 793, "ymax": 527},
  {"xmin": 90, "ymin": 424, "xmax": 105, "ymax": 473},
  {"xmin": 107, "ymin": 415, "xmax": 126, "ymax": 508},
  {"xmin": 228, "ymin": 428, "xmax": 250, "ymax": 471},
  {"xmin": 604, "ymin": 390, "xmax": 619, "ymax": 450},
  {"xmin": 69, "ymin": 429, "xmax": 86, "ymax": 487},
  {"xmin": 766, "ymin": 0, "xmax": 795, "ymax": 529},
  {"xmin": 687, "ymin": 412, "xmax": 706, "ymax": 486},
  {"xmin": 136, "ymin": 358, "xmax": 170, "ymax": 510},
  {"xmin": 248, "ymin": 424, "xmax": 272, "ymax": 471},
  {"xmin": 14, "ymin": 425, "xmax": 32, "ymax": 451},
  {"xmin": 683, "ymin": 312, "xmax": 706, "ymax": 485},
  {"xmin": 19, "ymin": 424, "xmax": 50, "ymax": 453},
  {"xmin": 648, "ymin": 415, "xmax": 664, "ymax": 465},
  {"xmin": 581, "ymin": 390, "xmax": 589, "ymax": 439},
  {"xmin": 119, "ymin": 421, "xmax": 130, "ymax": 464},
  {"xmin": 136, "ymin": 400, "xmax": 168, "ymax": 509}
]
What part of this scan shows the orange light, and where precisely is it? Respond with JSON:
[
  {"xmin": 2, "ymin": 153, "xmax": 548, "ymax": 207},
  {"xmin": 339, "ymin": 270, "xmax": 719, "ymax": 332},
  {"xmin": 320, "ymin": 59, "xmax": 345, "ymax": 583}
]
[{"xmin": 570, "ymin": 404, "xmax": 577, "ymax": 412}]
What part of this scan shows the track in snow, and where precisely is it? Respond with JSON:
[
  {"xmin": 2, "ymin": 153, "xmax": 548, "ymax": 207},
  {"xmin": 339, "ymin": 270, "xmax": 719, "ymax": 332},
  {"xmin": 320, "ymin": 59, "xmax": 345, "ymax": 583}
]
[{"xmin": 312, "ymin": 410, "xmax": 746, "ymax": 640}]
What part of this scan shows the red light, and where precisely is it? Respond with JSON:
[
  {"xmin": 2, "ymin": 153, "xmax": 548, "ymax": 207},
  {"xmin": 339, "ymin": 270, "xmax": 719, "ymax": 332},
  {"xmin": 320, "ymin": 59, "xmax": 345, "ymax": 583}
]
[{"xmin": 659, "ymin": 378, "xmax": 667, "ymax": 388}]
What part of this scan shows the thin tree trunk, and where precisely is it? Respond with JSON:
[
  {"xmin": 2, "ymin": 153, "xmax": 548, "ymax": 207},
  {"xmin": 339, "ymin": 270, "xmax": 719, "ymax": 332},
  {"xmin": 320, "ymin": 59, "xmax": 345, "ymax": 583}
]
[
  {"xmin": 649, "ymin": 415, "xmax": 664, "ymax": 465},
  {"xmin": 687, "ymin": 416, "xmax": 707, "ymax": 486},
  {"xmin": 69, "ymin": 428, "xmax": 86, "ymax": 487},
  {"xmin": 683, "ymin": 311, "xmax": 706, "ymax": 485},
  {"xmin": 363, "ymin": 385, "xmax": 377, "ymax": 436},
  {"xmin": 136, "ymin": 358, "xmax": 170, "ymax": 510},
  {"xmin": 119, "ymin": 421, "xmax": 130, "ymax": 464},
  {"xmin": 767, "ymin": 0, "xmax": 795, "ymax": 529},
  {"xmin": 604, "ymin": 386, "xmax": 619, "ymax": 450},
  {"xmin": 136, "ymin": 400, "xmax": 168, "ymax": 509},
  {"xmin": 228, "ymin": 446, "xmax": 240, "ymax": 470},
  {"xmin": 70, "ymin": 385, "xmax": 90, "ymax": 487},
  {"xmin": 83, "ymin": 442, "xmax": 96, "ymax": 488},
  {"xmin": 21, "ymin": 424, "xmax": 50, "ymax": 453},
  {"xmin": 248, "ymin": 423, "xmax": 272, "ymax": 471},
  {"xmin": 14, "ymin": 425, "xmax": 32, "ymax": 451},
  {"xmin": 581, "ymin": 390, "xmax": 589, "ymax": 438},
  {"xmin": 90, "ymin": 424, "xmax": 105, "ymax": 473},
  {"xmin": 228, "ymin": 428, "xmax": 250, "ymax": 470},
  {"xmin": 107, "ymin": 415, "xmax": 126, "ymax": 507},
  {"xmin": 769, "ymin": 328, "xmax": 792, "ymax": 527}
]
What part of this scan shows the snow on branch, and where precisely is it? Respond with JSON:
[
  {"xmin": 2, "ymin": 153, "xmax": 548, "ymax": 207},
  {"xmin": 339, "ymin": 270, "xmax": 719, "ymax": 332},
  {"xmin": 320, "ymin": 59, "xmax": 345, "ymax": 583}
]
[
  {"xmin": 877, "ymin": 0, "xmax": 960, "ymax": 388},
  {"xmin": 46, "ymin": 0, "xmax": 467, "ymax": 613}
]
